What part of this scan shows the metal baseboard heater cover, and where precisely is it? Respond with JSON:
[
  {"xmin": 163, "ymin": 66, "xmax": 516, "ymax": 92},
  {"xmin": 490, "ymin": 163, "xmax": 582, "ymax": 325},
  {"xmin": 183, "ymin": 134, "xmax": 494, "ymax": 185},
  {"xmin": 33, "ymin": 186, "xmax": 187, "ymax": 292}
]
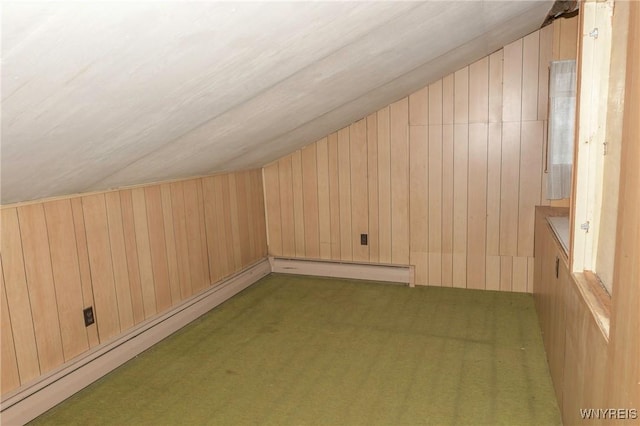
[
  {"xmin": 0, "ymin": 259, "xmax": 270, "ymax": 425},
  {"xmin": 269, "ymin": 257, "xmax": 414, "ymax": 286}
]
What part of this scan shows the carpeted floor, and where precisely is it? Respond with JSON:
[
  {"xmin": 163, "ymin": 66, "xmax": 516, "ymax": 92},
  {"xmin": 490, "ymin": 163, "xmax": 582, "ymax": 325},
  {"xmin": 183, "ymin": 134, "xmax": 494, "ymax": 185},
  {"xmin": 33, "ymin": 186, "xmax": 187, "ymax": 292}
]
[{"xmin": 31, "ymin": 274, "xmax": 561, "ymax": 425}]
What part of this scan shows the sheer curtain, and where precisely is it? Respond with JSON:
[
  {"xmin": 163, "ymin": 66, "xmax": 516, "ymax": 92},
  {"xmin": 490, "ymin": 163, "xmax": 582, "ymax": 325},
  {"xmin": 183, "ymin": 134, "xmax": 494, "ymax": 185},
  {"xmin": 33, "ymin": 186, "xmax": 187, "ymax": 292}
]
[{"xmin": 547, "ymin": 60, "xmax": 577, "ymax": 199}]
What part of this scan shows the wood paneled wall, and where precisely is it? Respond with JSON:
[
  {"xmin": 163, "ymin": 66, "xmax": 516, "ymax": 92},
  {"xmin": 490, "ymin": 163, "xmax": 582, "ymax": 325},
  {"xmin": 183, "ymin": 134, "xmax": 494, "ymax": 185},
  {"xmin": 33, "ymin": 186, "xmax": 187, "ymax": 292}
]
[
  {"xmin": 0, "ymin": 170, "xmax": 267, "ymax": 396},
  {"xmin": 263, "ymin": 20, "xmax": 578, "ymax": 290}
]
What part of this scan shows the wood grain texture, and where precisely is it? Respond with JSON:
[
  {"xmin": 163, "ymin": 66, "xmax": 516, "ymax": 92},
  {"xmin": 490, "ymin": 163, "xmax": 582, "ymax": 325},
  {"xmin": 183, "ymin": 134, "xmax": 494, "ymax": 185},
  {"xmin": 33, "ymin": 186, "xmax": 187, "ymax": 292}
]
[
  {"xmin": 119, "ymin": 190, "xmax": 147, "ymax": 324},
  {"xmin": 82, "ymin": 194, "xmax": 121, "ymax": 342},
  {"xmin": 377, "ymin": 108, "xmax": 392, "ymax": 263},
  {"xmin": 144, "ymin": 186, "xmax": 172, "ymax": 311},
  {"xmin": 521, "ymin": 31, "xmax": 540, "ymax": 121},
  {"xmin": 500, "ymin": 122, "xmax": 521, "ymax": 256},
  {"xmin": 104, "ymin": 193, "xmax": 135, "ymax": 330},
  {"xmin": 1, "ymin": 169, "xmax": 268, "ymax": 396},
  {"xmin": 503, "ymin": 38, "xmax": 523, "ymax": 123},
  {"xmin": 350, "ymin": 119, "xmax": 369, "ymax": 262},
  {"xmin": 1, "ymin": 262, "xmax": 21, "ymax": 394},
  {"xmin": 452, "ymin": 123, "xmax": 468, "ymax": 288},
  {"xmin": 0, "ymin": 209, "xmax": 42, "ymax": 384},
  {"xmin": 263, "ymin": 163, "xmax": 283, "ymax": 257},
  {"xmin": 366, "ymin": 114, "xmax": 379, "ymax": 263},
  {"xmin": 316, "ymin": 138, "xmax": 331, "ymax": 259},
  {"xmin": 131, "ymin": 188, "xmax": 157, "ymax": 317},
  {"xmin": 467, "ymin": 123, "xmax": 488, "ymax": 290},
  {"xmin": 291, "ymin": 151, "xmax": 306, "ymax": 258},
  {"xmin": 17, "ymin": 204, "xmax": 65, "ymax": 373},
  {"xmin": 71, "ymin": 198, "xmax": 100, "ymax": 346},
  {"xmin": 469, "ymin": 57, "xmax": 489, "ymax": 124},
  {"xmin": 390, "ymin": 98, "xmax": 409, "ymax": 264},
  {"xmin": 261, "ymin": 27, "xmax": 552, "ymax": 292},
  {"xmin": 441, "ymin": 124, "xmax": 454, "ymax": 286},
  {"xmin": 278, "ymin": 156, "xmax": 295, "ymax": 257},
  {"xmin": 160, "ymin": 183, "xmax": 181, "ymax": 299},
  {"xmin": 337, "ymin": 127, "xmax": 352, "ymax": 261},
  {"xmin": 409, "ymin": 86, "xmax": 428, "ymax": 125},
  {"xmin": 409, "ymin": 125, "xmax": 429, "ymax": 285},
  {"xmin": 302, "ymin": 144, "xmax": 320, "ymax": 258},
  {"xmin": 43, "ymin": 200, "xmax": 90, "ymax": 360},
  {"xmin": 328, "ymin": 133, "xmax": 342, "ymax": 260},
  {"xmin": 428, "ymin": 125, "xmax": 442, "ymax": 286}
]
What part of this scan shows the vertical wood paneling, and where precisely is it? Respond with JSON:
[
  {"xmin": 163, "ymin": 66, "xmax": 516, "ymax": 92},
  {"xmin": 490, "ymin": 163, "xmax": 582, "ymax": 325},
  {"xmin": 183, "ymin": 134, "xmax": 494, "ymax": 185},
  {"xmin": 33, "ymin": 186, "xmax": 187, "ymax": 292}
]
[
  {"xmin": 2, "ymin": 169, "xmax": 268, "ymax": 394},
  {"xmin": 202, "ymin": 177, "xmax": 223, "ymax": 283},
  {"xmin": 263, "ymin": 163, "xmax": 283, "ymax": 257},
  {"xmin": 522, "ymin": 31, "xmax": 540, "ymax": 121},
  {"xmin": 160, "ymin": 184, "xmax": 181, "ymax": 299},
  {"xmin": 43, "ymin": 200, "xmax": 90, "ymax": 360},
  {"xmin": 538, "ymin": 24, "xmax": 554, "ymax": 121},
  {"xmin": 486, "ymin": 123, "xmax": 502, "ymax": 256},
  {"xmin": 390, "ymin": 98, "xmax": 409, "ymax": 264},
  {"xmin": 82, "ymin": 194, "xmax": 121, "ymax": 341},
  {"xmin": 518, "ymin": 121, "xmax": 544, "ymax": 256},
  {"xmin": 350, "ymin": 119, "xmax": 369, "ymax": 262},
  {"xmin": 131, "ymin": 188, "xmax": 157, "ymax": 317},
  {"xmin": 291, "ymin": 151, "xmax": 306, "ymax": 258},
  {"xmin": 409, "ymin": 86, "xmax": 428, "ymax": 125},
  {"xmin": 467, "ymin": 123, "xmax": 488, "ymax": 290},
  {"xmin": 469, "ymin": 58, "xmax": 489, "ymax": 124},
  {"xmin": 441, "ymin": 124, "xmax": 454, "ymax": 286},
  {"xmin": 1, "ymin": 208, "xmax": 40, "ymax": 383},
  {"xmin": 428, "ymin": 124, "xmax": 442, "ymax": 286},
  {"xmin": 225, "ymin": 176, "xmax": 242, "ymax": 273},
  {"xmin": 71, "ymin": 198, "xmax": 100, "ymax": 346},
  {"xmin": 489, "ymin": 50, "xmax": 504, "ymax": 123},
  {"xmin": 366, "ymin": 114, "xmax": 379, "ymax": 263},
  {"xmin": 328, "ymin": 133, "xmax": 342, "ymax": 260},
  {"xmin": 119, "ymin": 190, "xmax": 146, "ymax": 324},
  {"xmin": 512, "ymin": 256, "xmax": 528, "ymax": 293},
  {"xmin": 500, "ymin": 122, "xmax": 521, "ymax": 256},
  {"xmin": 220, "ymin": 175, "xmax": 236, "ymax": 275},
  {"xmin": 316, "ymin": 139, "xmax": 331, "ymax": 259},
  {"xmin": 103, "ymin": 193, "xmax": 134, "ymax": 330},
  {"xmin": 213, "ymin": 175, "xmax": 233, "ymax": 278},
  {"xmin": 338, "ymin": 127, "xmax": 352, "ymax": 261},
  {"xmin": 302, "ymin": 144, "xmax": 320, "ymax": 258},
  {"xmin": 500, "ymin": 256, "xmax": 513, "ymax": 292},
  {"xmin": 377, "ymin": 108, "xmax": 391, "ymax": 263},
  {"xmin": 429, "ymin": 80, "xmax": 443, "ymax": 125},
  {"xmin": 260, "ymin": 26, "xmax": 554, "ymax": 294},
  {"xmin": 144, "ymin": 186, "xmax": 172, "ymax": 312},
  {"xmin": 503, "ymin": 39, "xmax": 523, "ymax": 123},
  {"xmin": 442, "ymin": 75, "xmax": 454, "ymax": 125},
  {"xmin": 17, "ymin": 204, "xmax": 65, "ymax": 372},
  {"xmin": 410, "ymin": 125, "xmax": 428, "ymax": 285},
  {"xmin": 452, "ymin": 124, "xmax": 469, "ymax": 288},
  {"xmin": 0, "ymin": 262, "xmax": 21, "ymax": 394},
  {"xmin": 234, "ymin": 173, "xmax": 251, "ymax": 267},
  {"xmin": 454, "ymin": 67, "xmax": 469, "ymax": 124},
  {"xmin": 486, "ymin": 256, "xmax": 501, "ymax": 291},
  {"xmin": 278, "ymin": 156, "xmax": 295, "ymax": 257}
]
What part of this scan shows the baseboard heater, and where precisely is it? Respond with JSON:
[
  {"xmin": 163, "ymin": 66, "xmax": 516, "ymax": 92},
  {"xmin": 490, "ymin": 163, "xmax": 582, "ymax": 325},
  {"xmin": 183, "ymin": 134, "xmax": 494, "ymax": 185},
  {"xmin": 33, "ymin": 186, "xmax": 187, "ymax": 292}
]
[
  {"xmin": 269, "ymin": 257, "xmax": 414, "ymax": 286},
  {"xmin": 0, "ymin": 258, "xmax": 271, "ymax": 425}
]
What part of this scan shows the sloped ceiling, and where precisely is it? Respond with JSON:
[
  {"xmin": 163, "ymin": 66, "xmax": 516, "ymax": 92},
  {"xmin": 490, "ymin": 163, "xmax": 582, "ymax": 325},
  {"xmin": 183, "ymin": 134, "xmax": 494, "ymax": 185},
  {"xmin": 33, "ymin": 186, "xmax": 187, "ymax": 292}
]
[{"xmin": 1, "ymin": 1, "xmax": 552, "ymax": 204}]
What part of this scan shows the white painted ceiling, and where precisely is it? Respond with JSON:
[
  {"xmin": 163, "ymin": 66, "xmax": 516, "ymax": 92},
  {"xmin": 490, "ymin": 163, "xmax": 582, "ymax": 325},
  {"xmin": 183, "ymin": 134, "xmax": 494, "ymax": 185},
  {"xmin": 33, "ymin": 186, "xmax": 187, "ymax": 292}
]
[{"xmin": 1, "ymin": 1, "xmax": 552, "ymax": 204}]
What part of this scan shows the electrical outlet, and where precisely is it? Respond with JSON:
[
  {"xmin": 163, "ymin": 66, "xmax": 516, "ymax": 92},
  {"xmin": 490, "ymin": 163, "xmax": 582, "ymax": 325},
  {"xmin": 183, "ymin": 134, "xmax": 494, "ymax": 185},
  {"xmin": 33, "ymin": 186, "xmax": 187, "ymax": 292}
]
[
  {"xmin": 83, "ymin": 307, "xmax": 95, "ymax": 327},
  {"xmin": 360, "ymin": 233, "xmax": 368, "ymax": 246}
]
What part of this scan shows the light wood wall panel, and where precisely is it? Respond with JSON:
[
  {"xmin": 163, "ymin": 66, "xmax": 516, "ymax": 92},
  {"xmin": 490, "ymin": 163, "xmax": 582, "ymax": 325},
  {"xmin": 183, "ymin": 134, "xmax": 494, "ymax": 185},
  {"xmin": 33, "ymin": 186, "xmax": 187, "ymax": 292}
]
[
  {"xmin": 263, "ymin": 25, "xmax": 564, "ymax": 292},
  {"xmin": 43, "ymin": 200, "xmax": 90, "ymax": 360},
  {"xmin": 1, "ymin": 169, "xmax": 267, "ymax": 396}
]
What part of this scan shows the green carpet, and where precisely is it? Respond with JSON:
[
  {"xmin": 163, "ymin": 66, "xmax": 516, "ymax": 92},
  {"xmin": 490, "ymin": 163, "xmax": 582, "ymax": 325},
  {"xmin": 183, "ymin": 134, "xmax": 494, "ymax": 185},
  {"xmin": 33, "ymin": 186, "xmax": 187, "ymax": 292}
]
[{"xmin": 31, "ymin": 274, "xmax": 561, "ymax": 425}]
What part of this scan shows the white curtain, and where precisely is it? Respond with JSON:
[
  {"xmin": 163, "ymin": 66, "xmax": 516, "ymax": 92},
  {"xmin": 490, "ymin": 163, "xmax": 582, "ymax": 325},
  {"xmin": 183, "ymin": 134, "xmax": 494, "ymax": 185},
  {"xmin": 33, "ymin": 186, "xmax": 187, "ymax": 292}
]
[{"xmin": 547, "ymin": 60, "xmax": 577, "ymax": 199}]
